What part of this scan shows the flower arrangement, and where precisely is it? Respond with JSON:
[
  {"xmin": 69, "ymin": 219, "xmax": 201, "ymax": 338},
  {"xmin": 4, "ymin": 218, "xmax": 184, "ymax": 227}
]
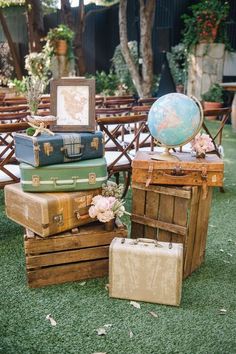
[
  {"xmin": 89, "ymin": 195, "xmax": 126, "ymax": 223},
  {"xmin": 181, "ymin": 0, "xmax": 230, "ymax": 51},
  {"xmin": 46, "ymin": 24, "xmax": 74, "ymax": 44},
  {"xmin": 25, "ymin": 52, "xmax": 50, "ymax": 81},
  {"xmin": 191, "ymin": 133, "xmax": 214, "ymax": 157},
  {"xmin": 25, "ymin": 76, "xmax": 46, "ymax": 116},
  {"xmin": 101, "ymin": 181, "xmax": 124, "ymax": 199}
]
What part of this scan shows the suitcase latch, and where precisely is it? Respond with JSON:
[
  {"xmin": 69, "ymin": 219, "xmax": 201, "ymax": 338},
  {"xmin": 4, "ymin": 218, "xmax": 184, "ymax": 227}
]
[
  {"xmin": 53, "ymin": 214, "xmax": 64, "ymax": 225},
  {"xmin": 172, "ymin": 166, "xmax": 184, "ymax": 176},
  {"xmin": 91, "ymin": 137, "xmax": 99, "ymax": 150},
  {"xmin": 43, "ymin": 142, "xmax": 54, "ymax": 156},
  {"xmin": 32, "ymin": 175, "xmax": 40, "ymax": 186},
  {"xmin": 89, "ymin": 173, "xmax": 96, "ymax": 184}
]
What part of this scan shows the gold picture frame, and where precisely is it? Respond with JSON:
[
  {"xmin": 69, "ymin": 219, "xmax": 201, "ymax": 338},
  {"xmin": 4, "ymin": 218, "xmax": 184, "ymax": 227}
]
[{"xmin": 50, "ymin": 77, "xmax": 95, "ymax": 132}]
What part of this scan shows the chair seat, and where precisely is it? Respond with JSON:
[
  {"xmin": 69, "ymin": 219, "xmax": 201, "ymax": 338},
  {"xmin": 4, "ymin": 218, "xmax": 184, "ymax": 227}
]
[
  {"xmin": 0, "ymin": 164, "xmax": 20, "ymax": 182},
  {"xmin": 104, "ymin": 151, "xmax": 133, "ymax": 166}
]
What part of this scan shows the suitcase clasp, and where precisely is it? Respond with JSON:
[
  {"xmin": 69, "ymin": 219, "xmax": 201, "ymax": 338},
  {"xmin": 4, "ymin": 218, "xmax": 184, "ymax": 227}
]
[
  {"xmin": 91, "ymin": 137, "xmax": 99, "ymax": 150},
  {"xmin": 89, "ymin": 173, "xmax": 96, "ymax": 184},
  {"xmin": 53, "ymin": 214, "xmax": 64, "ymax": 225},
  {"xmin": 43, "ymin": 142, "xmax": 54, "ymax": 156},
  {"xmin": 32, "ymin": 175, "xmax": 40, "ymax": 186}
]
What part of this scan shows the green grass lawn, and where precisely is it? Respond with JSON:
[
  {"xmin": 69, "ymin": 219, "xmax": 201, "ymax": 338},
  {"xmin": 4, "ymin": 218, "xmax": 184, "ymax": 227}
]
[{"xmin": 0, "ymin": 123, "xmax": 236, "ymax": 354}]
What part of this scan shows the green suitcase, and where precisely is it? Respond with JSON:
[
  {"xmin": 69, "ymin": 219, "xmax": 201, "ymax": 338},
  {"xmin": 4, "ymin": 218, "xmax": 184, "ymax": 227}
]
[{"xmin": 20, "ymin": 158, "xmax": 108, "ymax": 192}]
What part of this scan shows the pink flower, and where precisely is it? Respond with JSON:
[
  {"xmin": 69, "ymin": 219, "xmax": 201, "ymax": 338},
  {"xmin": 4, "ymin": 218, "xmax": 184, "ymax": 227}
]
[
  {"xmin": 89, "ymin": 205, "xmax": 97, "ymax": 219},
  {"xmin": 97, "ymin": 210, "xmax": 114, "ymax": 223},
  {"xmin": 191, "ymin": 133, "xmax": 214, "ymax": 154}
]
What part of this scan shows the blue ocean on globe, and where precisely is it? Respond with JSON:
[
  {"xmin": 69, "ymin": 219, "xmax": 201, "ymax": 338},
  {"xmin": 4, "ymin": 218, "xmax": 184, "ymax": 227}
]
[{"xmin": 148, "ymin": 93, "xmax": 202, "ymax": 147}]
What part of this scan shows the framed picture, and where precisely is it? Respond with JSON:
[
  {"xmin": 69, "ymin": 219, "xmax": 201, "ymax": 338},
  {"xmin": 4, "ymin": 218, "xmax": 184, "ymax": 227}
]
[{"xmin": 50, "ymin": 77, "xmax": 95, "ymax": 132}]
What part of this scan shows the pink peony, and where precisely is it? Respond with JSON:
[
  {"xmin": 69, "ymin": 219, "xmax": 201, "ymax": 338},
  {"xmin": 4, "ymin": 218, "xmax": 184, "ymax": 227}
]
[
  {"xmin": 89, "ymin": 205, "xmax": 97, "ymax": 218},
  {"xmin": 97, "ymin": 210, "xmax": 114, "ymax": 223}
]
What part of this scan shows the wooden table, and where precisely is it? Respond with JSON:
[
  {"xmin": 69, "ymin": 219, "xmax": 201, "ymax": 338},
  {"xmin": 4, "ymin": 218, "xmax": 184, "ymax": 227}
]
[{"xmin": 220, "ymin": 82, "xmax": 236, "ymax": 133}]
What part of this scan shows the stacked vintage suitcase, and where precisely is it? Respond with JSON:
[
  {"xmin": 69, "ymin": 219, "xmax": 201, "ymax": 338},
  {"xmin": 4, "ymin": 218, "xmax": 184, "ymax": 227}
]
[
  {"xmin": 4, "ymin": 129, "xmax": 127, "ymax": 288},
  {"xmin": 109, "ymin": 151, "xmax": 224, "ymax": 306}
]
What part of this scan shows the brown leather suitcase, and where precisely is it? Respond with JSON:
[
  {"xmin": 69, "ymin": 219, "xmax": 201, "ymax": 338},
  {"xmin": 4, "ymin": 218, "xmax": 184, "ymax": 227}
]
[
  {"xmin": 132, "ymin": 151, "xmax": 224, "ymax": 190},
  {"xmin": 109, "ymin": 237, "xmax": 183, "ymax": 306},
  {"xmin": 4, "ymin": 183, "xmax": 101, "ymax": 237}
]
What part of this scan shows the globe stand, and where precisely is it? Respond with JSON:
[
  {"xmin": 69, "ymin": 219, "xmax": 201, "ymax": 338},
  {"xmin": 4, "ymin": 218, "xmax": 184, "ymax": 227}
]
[{"xmin": 151, "ymin": 147, "xmax": 180, "ymax": 162}]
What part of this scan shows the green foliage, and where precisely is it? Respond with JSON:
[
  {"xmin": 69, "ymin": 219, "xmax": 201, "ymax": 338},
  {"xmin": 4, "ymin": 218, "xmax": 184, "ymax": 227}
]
[
  {"xmin": 0, "ymin": 0, "xmax": 25, "ymax": 7},
  {"xmin": 46, "ymin": 24, "xmax": 74, "ymax": 43},
  {"xmin": 181, "ymin": 0, "xmax": 230, "ymax": 51},
  {"xmin": 111, "ymin": 41, "xmax": 138, "ymax": 95},
  {"xmin": 167, "ymin": 43, "xmax": 188, "ymax": 86},
  {"xmin": 8, "ymin": 77, "xmax": 27, "ymax": 95},
  {"xmin": 26, "ymin": 127, "xmax": 36, "ymax": 136},
  {"xmin": 88, "ymin": 70, "xmax": 119, "ymax": 96},
  {"xmin": 201, "ymin": 83, "xmax": 224, "ymax": 103}
]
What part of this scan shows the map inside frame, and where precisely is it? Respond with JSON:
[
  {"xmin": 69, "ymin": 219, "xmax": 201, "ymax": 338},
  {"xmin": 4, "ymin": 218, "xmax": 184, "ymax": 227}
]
[{"xmin": 50, "ymin": 77, "xmax": 95, "ymax": 132}]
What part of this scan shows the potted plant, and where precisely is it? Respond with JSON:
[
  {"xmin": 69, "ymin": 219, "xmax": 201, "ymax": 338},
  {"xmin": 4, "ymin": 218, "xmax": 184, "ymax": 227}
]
[
  {"xmin": 201, "ymin": 83, "xmax": 224, "ymax": 119},
  {"xmin": 46, "ymin": 24, "xmax": 74, "ymax": 56},
  {"xmin": 182, "ymin": 0, "xmax": 230, "ymax": 51}
]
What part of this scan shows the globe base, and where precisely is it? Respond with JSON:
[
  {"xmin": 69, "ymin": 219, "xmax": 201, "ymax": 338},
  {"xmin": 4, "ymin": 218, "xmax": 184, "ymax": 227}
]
[{"xmin": 151, "ymin": 147, "xmax": 180, "ymax": 162}]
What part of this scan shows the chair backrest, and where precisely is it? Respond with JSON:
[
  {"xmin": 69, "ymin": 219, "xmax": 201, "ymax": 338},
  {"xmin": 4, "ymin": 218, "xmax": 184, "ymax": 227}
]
[
  {"xmin": 0, "ymin": 113, "xmax": 29, "ymax": 188},
  {"xmin": 203, "ymin": 107, "xmax": 231, "ymax": 157},
  {"xmin": 95, "ymin": 106, "xmax": 132, "ymax": 118},
  {"xmin": 138, "ymin": 97, "xmax": 157, "ymax": 106},
  {"xmin": 96, "ymin": 114, "xmax": 148, "ymax": 170}
]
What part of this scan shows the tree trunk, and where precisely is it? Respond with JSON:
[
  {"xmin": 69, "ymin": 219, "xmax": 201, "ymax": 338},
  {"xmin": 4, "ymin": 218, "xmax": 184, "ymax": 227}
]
[
  {"xmin": 119, "ymin": 0, "xmax": 156, "ymax": 98},
  {"xmin": 139, "ymin": 0, "xmax": 156, "ymax": 98},
  {"xmin": 119, "ymin": 0, "xmax": 142, "ymax": 97},
  {"xmin": 25, "ymin": 0, "xmax": 44, "ymax": 52},
  {"xmin": 74, "ymin": 0, "xmax": 87, "ymax": 76},
  {"xmin": 61, "ymin": 0, "xmax": 74, "ymax": 29},
  {"xmin": 0, "ymin": 9, "xmax": 22, "ymax": 80}
]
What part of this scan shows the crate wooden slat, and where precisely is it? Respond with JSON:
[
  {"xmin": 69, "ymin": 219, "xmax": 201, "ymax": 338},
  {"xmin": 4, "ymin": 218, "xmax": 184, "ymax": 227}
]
[
  {"xmin": 24, "ymin": 221, "xmax": 128, "ymax": 288},
  {"xmin": 131, "ymin": 182, "xmax": 212, "ymax": 278}
]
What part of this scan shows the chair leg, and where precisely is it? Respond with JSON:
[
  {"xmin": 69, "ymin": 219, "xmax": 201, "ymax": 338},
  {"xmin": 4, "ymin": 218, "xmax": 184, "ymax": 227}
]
[
  {"xmin": 219, "ymin": 186, "xmax": 225, "ymax": 193},
  {"xmin": 122, "ymin": 171, "xmax": 131, "ymax": 198}
]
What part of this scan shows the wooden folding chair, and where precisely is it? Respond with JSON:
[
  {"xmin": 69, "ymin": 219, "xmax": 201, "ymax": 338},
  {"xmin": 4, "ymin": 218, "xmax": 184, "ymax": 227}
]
[
  {"xmin": 202, "ymin": 107, "xmax": 231, "ymax": 157},
  {"xmin": 96, "ymin": 114, "xmax": 147, "ymax": 197},
  {"xmin": 0, "ymin": 112, "xmax": 28, "ymax": 188}
]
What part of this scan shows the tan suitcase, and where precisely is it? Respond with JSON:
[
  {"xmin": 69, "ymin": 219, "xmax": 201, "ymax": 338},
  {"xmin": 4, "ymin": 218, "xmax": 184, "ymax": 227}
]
[
  {"xmin": 4, "ymin": 183, "xmax": 101, "ymax": 237},
  {"xmin": 109, "ymin": 237, "xmax": 183, "ymax": 306},
  {"xmin": 132, "ymin": 151, "xmax": 224, "ymax": 189}
]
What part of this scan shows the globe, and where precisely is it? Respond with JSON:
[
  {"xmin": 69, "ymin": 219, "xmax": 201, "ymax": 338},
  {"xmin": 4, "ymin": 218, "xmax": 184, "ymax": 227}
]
[{"xmin": 148, "ymin": 93, "xmax": 203, "ymax": 148}]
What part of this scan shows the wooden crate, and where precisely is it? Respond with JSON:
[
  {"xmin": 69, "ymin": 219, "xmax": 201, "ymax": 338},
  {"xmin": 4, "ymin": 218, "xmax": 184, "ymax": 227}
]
[
  {"xmin": 131, "ymin": 182, "xmax": 213, "ymax": 279},
  {"xmin": 24, "ymin": 221, "xmax": 128, "ymax": 288}
]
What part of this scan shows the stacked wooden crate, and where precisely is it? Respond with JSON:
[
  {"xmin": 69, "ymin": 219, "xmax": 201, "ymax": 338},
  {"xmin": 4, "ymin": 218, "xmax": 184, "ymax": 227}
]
[
  {"xmin": 131, "ymin": 151, "xmax": 224, "ymax": 278},
  {"xmin": 4, "ymin": 87, "xmax": 128, "ymax": 287}
]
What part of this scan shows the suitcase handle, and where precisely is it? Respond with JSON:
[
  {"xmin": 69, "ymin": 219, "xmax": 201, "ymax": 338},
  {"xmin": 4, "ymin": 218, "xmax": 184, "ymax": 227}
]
[
  {"xmin": 51, "ymin": 177, "xmax": 78, "ymax": 189},
  {"xmin": 134, "ymin": 238, "xmax": 163, "ymax": 247},
  {"xmin": 63, "ymin": 148, "xmax": 83, "ymax": 159}
]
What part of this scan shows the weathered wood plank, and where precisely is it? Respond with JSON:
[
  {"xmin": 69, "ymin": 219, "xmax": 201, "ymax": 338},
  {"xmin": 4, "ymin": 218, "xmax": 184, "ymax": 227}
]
[
  {"xmin": 158, "ymin": 194, "xmax": 174, "ymax": 242},
  {"xmin": 172, "ymin": 196, "xmax": 190, "ymax": 243},
  {"xmin": 26, "ymin": 246, "xmax": 109, "ymax": 269},
  {"xmin": 131, "ymin": 214, "xmax": 187, "ymax": 236},
  {"xmin": 191, "ymin": 187, "xmax": 213, "ymax": 273},
  {"xmin": 132, "ymin": 182, "xmax": 192, "ymax": 199},
  {"xmin": 183, "ymin": 186, "xmax": 200, "ymax": 278},
  {"xmin": 144, "ymin": 189, "xmax": 159, "ymax": 239},
  {"xmin": 27, "ymin": 259, "xmax": 109, "ymax": 288},
  {"xmin": 131, "ymin": 187, "xmax": 146, "ymax": 238}
]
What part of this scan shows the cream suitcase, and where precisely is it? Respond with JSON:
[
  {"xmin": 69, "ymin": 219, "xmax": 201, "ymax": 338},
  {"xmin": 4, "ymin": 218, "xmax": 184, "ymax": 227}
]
[{"xmin": 109, "ymin": 238, "xmax": 183, "ymax": 306}]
